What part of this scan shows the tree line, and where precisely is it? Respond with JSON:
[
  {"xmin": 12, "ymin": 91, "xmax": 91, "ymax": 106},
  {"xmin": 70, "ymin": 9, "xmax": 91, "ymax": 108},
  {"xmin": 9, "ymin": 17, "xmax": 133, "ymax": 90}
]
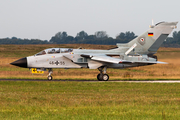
[
  {"xmin": 1, "ymin": 31, "xmax": 180, "ymax": 47},
  {"xmin": 0, "ymin": 37, "xmax": 49, "ymax": 44},
  {"xmin": 162, "ymin": 31, "xmax": 180, "ymax": 47},
  {"xmin": 49, "ymin": 31, "xmax": 137, "ymax": 45}
]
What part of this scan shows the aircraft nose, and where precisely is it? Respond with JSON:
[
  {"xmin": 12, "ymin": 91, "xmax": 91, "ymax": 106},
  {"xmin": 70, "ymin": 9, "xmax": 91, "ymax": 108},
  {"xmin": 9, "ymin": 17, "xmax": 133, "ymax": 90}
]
[{"xmin": 10, "ymin": 57, "xmax": 28, "ymax": 68}]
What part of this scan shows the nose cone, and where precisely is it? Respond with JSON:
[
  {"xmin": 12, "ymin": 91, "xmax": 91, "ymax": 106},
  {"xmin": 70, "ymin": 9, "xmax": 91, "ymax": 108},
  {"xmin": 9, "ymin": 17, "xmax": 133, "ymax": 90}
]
[{"xmin": 10, "ymin": 57, "xmax": 28, "ymax": 68}]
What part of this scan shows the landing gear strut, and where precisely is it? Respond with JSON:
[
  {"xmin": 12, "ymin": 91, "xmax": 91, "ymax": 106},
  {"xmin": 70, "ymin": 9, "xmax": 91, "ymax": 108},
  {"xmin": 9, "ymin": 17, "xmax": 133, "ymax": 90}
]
[
  {"xmin": 47, "ymin": 68, "xmax": 53, "ymax": 81},
  {"xmin": 97, "ymin": 66, "xmax": 109, "ymax": 81}
]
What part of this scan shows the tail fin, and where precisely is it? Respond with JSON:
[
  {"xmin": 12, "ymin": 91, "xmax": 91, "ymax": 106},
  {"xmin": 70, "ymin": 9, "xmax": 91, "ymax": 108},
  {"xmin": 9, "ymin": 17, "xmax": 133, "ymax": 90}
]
[{"xmin": 121, "ymin": 21, "xmax": 178, "ymax": 55}]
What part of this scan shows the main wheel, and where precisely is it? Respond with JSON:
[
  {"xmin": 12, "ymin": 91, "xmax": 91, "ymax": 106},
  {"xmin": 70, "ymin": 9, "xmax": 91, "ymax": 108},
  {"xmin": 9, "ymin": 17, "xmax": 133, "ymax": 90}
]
[
  {"xmin": 97, "ymin": 74, "xmax": 102, "ymax": 81},
  {"xmin": 47, "ymin": 76, "xmax": 53, "ymax": 81},
  {"xmin": 102, "ymin": 74, "xmax": 109, "ymax": 81}
]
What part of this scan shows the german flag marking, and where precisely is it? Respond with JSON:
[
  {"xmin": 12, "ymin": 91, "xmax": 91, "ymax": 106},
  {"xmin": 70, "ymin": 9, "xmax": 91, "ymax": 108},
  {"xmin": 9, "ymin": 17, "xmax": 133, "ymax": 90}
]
[{"xmin": 148, "ymin": 33, "xmax": 153, "ymax": 36}]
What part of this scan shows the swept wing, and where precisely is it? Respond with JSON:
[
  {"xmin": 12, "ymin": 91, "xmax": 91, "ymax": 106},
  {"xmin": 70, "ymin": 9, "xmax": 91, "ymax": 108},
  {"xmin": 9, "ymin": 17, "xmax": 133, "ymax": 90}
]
[{"xmin": 64, "ymin": 54, "xmax": 167, "ymax": 64}]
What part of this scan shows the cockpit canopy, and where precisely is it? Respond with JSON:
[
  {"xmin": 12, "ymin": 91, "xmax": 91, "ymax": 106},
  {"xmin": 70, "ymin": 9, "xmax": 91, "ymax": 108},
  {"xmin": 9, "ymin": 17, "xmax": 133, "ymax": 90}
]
[{"xmin": 35, "ymin": 48, "xmax": 73, "ymax": 56}]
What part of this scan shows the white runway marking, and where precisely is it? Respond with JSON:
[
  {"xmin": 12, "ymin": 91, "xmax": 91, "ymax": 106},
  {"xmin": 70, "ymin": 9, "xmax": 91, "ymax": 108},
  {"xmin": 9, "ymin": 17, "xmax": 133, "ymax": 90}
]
[
  {"xmin": 0, "ymin": 79, "xmax": 180, "ymax": 83},
  {"xmin": 110, "ymin": 81, "xmax": 180, "ymax": 83}
]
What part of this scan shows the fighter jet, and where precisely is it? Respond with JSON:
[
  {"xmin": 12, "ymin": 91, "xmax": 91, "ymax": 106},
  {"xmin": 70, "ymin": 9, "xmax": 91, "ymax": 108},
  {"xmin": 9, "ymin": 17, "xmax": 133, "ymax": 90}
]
[{"xmin": 11, "ymin": 21, "xmax": 178, "ymax": 81}]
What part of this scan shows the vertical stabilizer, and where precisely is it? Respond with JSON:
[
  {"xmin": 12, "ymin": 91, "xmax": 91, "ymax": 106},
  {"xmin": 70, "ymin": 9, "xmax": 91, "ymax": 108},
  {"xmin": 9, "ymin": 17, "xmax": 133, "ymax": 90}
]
[{"xmin": 124, "ymin": 21, "xmax": 178, "ymax": 55}]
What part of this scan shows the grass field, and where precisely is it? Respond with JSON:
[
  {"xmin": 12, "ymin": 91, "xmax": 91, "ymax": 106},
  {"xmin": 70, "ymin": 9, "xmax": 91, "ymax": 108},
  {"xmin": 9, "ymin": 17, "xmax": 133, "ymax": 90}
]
[
  {"xmin": 1, "ymin": 81, "xmax": 180, "ymax": 119},
  {"xmin": 1, "ymin": 44, "xmax": 180, "ymax": 80}
]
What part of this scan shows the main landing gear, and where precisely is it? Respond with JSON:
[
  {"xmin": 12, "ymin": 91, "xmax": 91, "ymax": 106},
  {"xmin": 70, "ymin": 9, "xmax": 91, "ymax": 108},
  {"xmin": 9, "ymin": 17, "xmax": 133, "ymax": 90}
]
[
  {"xmin": 47, "ymin": 68, "xmax": 53, "ymax": 81},
  {"xmin": 97, "ymin": 66, "xmax": 109, "ymax": 81}
]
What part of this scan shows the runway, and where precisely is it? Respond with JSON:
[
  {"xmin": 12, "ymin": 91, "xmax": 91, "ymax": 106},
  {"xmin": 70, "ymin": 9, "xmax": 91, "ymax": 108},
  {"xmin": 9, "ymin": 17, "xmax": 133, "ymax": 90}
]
[{"xmin": 0, "ymin": 79, "xmax": 180, "ymax": 83}]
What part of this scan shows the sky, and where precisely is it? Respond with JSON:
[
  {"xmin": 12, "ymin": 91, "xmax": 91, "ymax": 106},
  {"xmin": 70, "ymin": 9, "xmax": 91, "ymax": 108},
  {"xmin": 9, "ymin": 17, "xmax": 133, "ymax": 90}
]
[{"xmin": 0, "ymin": 0, "xmax": 179, "ymax": 40}]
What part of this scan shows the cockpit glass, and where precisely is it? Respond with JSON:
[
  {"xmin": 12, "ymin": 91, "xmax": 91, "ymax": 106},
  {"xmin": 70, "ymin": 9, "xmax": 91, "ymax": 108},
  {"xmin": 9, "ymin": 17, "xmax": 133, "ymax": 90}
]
[
  {"xmin": 35, "ymin": 48, "xmax": 73, "ymax": 56},
  {"xmin": 61, "ymin": 48, "xmax": 73, "ymax": 53},
  {"xmin": 35, "ymin": 50, "xmax": 46, "ymax": 56},
  {"xmin": 47, "ymin": 48, "xmax": 60, "ymax": 54}
]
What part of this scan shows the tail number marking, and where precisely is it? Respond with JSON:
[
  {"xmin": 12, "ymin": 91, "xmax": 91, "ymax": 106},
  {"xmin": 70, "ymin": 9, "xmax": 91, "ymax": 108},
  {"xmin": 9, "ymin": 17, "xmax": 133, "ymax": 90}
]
[{"xmin": 49, "ymin": 61, "xmax": 65, "ymax": 65}]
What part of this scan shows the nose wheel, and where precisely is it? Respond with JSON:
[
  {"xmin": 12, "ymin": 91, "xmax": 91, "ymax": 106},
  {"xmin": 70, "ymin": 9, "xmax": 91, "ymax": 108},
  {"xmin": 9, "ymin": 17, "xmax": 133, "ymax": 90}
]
[
  {"xmin": 47, "ymin": 75, "xmax": 53, "ymax": 81},
  {"xmin": 97, "ymin": 66, "xmax": 109, "ymax": 81}
]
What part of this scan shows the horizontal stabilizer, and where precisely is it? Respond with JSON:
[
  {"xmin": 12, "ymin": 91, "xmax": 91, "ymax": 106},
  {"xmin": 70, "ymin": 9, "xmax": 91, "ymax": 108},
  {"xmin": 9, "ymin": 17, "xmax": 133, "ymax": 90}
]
[
  {"xmin": 137, "ymin": 61, "xmax": 167, "ymax": 64},
  {"xmin": 155, "ymin": 61, "xmax": 167, "ymax": 64},
  {"xmin": 120, "ymin": 61, "xmax": 167, "ymax": 64}
]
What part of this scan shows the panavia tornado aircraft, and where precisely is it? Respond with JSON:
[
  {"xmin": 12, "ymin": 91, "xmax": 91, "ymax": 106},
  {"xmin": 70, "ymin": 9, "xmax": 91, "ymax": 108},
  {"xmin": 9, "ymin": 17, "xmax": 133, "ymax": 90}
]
[{"xmin": 11, "ymin": 21, "xmax": 178, "ymax": 81}]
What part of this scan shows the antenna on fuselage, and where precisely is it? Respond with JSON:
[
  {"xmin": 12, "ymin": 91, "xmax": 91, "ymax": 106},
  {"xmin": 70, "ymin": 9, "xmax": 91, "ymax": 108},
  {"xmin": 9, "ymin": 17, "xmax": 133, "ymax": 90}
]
[
  {"xmin": 152, "ymin": 19, "xmax": 154, "ymax": 26},
  {"xmin": 149, "ymin": 19, "xmax": 155, "ymax": 28}
]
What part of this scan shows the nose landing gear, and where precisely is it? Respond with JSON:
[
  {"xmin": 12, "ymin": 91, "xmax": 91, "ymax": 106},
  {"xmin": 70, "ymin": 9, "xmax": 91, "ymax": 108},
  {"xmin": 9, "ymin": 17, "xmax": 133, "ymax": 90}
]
[
  {"xmin": 97, "ymin": 66, "xmax": 109, "ymax": 81},
  {"xmin": 47, "ymin": 68, "xmax": 53, "ymax": 81}
]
